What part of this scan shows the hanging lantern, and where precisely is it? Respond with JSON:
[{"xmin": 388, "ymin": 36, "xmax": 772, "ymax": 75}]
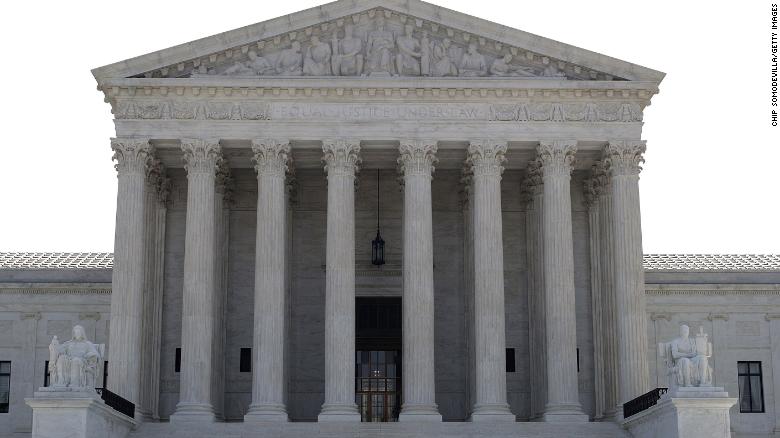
[
  {"xmin": 371, "ymin": 169, "xmax": 386, "ymax": 266},
  {"xmin": 372, "ymin": 229, "xmax": 385, "ymax": 266}
]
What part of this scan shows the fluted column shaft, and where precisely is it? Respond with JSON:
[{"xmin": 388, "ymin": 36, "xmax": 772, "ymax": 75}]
[
  {"xmin": 523, "ymin": 160, "xmax": 547, "ymax": 420},
  {"xmin": 139, "ymin": 159, "xmax": 168, "ymax": 421},
  {"xmin": 467, "ymin": 140, "xmax": 514, "ymax": 422},
  {"xmin": 318, "ymin": 140, "xmax": 361, "ymax": 422},
  {"xmin": 109, "ymin": 138, "xmax": 152, "ymax": 413},
  {"xmin": 398, "ymin": 140, "xmax": 441, "ymax": 421},
  {"xmin": 538, "ymin": 140, "xmax": 587, "ymax": 422},
  {"xmin": 596, "ymin": 164, "xmax": 619, "ymax": 417},
  {"xmin": 584, "ymin": 177, "xmax": 605, "ymax": 420},
  {"xmin": 605, "ymin": 140, "xmax": 650, "ymax": 405},
  {"xmin": 245, "ymin": 139, "xmax": 291, "ymax": 422},
  {"xmin": 171, "ymin": 139, "xmax": 221, "ymax": 422}
]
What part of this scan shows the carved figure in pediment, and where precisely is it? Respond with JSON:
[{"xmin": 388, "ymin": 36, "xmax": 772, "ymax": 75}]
[
  {"xmin": 246, "ymin": 51, "xmax": 274, "ymax": 75},
  {"xmin": 366, "ymin": 16, "xmax": 395, "ymax": 75},
  {"xmin": 420, "ymin": 31, "xmax": 431, "ymax": 76},
  {"xmin": 543, "ymin": 63, "xmax": 567, "ymax": 78},
  {"xmin": 395, "ymin": 24, "xmax": 421, "ymax": 76},
  {"xmin": 223, "ymin": 51, "xmax": 273, "ymax": 76},
  {"xmin": 431, "ymin": 38, "xmax": 458, "ymax": 77},
  {"xmin": 303, "ymin": 35, "xmax": 332, "ymax": 76},
  {"xmin": 276, "ymin": 41, "xmax": 303, "ymax": 76},
  {"xmin": 459, "ymin": 43, "xmax": 487, "ymax": 77},
  {"xmin": 332, "ymin": 24, "xmax": 364, "ymax": 76},
  {"xmin": 490, "ymin": 54, "xmax": 537, "ymax": 77}
]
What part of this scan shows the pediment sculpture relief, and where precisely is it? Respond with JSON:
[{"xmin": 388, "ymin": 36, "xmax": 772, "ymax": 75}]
[{"xmin": 187, "ymin": 14, "xmax": 579, "ymax": 79}]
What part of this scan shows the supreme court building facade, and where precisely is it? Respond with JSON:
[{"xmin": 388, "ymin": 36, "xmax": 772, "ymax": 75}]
[
  {"xmin": 14, "ymin": 1, "xmax": 780, "ymax": 437},
  {"xmin": 94, "ymin": 0, "xmax": 658, "ymax": 426}
]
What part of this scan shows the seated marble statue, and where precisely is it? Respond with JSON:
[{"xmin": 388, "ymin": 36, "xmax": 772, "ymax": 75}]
[
  {"xmin": 48, "ymin": 325, "xmax": 104, "ymax": 390},
  {"xmin": 659, "ymin": 324, "xmax": 713, "ymax": 389}
]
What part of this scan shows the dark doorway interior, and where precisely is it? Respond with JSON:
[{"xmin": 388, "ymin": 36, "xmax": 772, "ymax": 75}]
[{"xmin": 355, "ymin": 297, "xmax": 402, "ymax": 422}]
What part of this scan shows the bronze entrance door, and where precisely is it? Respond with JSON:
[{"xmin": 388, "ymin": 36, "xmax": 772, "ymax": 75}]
[
  {"xmin": 355, "ymin": 350, "xmax": 401, "ymax": 422},
  {"xmin": 355, "ymin": 297, "xmax": 402, "ymax": 422}
]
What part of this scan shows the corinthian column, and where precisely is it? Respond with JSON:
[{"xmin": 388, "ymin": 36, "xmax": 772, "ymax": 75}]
[
  {"xmin": 398, "ymin": 140, "xmax": 441, "ymax": 421},
  {"xmin": 537, "ymin": 140, "xmax": 587, "ymax": 422},
  {"xmin": 109, "ymin": 138, "xmax": 152, "ymax": 413},
  {"xmin": 245, "ymin": 139, "xmax": 291, "ymax": 422},
  {"xmin": 604, "ymin": 140, "xmax": 649, "ymax": 406},
  {"xmin": 171, "ymin": 139, "xmax": 222, "ymax": 423},
  {"xmin": 466, "ymin": 140, "xmax": 514, "ymax": 422},
  {"xmin": 523, "ymin": 160, "xmax": 547, "ymax": 420},
  {"xmin": 318, "ymin": 139, "xmax": 361, "ymax": 422},
  {"xmin": 595, "ymin": 162, "xmax": 619, "ymax": 418},
  {"xmin": 583, "ymin": 175, "xmax": 605, "ymax": 420}
]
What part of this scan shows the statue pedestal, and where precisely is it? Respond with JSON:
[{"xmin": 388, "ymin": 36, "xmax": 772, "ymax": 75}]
[
  {"xmin": 622, "ymin": 387, "xmax": 736, "ymax": 438},
  {"xmin": 25, "ymin": 388, "xmax": 138, "ymax": 438}
]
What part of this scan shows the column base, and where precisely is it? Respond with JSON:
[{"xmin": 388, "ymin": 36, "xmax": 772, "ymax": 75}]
[
  {"xmin": 244, "ymin": 404, "xmax": 289, "ymax": 423},
  {"xmin": 399, "ymin": 403, "xmax": 442, "ymax": 422},
  {"xmin": 317, "ymin": 404, "xmax": 361, "ymax": 422},
  {"xmin": 169, "ymin": 402, "xmax": 216, "ymax": 424},
  {"xmin": 468, "ymin": 403, "xmax": 516, "ymax": 422},
  {"xmin": 543, "ymin": 403, "xmax": 589, "ymax": 423}
]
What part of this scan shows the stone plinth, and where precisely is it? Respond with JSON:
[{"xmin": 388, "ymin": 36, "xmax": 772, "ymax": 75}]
[
  {"xmin": 26, "ymin": 389, "xmax": 138, "ymax": 438},
  {"xmin": 622, "ymin": 387, "xmax": 737, "ymax": 438}
]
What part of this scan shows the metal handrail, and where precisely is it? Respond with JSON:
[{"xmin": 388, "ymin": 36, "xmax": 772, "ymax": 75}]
[
  {"xmin": 95, "ymin": 387, "xmax": 135, "ymax": 418},
  {"xmin": 623, "ymin": 387, "xmax": 668, "ymax": 418}
]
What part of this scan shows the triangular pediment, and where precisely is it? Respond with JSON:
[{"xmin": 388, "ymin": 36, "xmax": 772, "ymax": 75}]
[{"xmin": 92, "ymin": 0, "xmax": 663, "ymax": 83}]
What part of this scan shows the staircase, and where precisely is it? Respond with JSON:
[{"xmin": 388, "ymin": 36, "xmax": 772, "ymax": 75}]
[{"xmin": 133, "ymin": 421, "xmax": 631, "ymax": 438}]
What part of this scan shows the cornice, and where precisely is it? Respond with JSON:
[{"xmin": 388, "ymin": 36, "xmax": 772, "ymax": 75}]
[{"xmin": 0, "ymin": 282, "xmax": 112, "ymax": 295}]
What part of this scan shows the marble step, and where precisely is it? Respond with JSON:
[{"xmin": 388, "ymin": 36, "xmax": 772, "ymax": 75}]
[{"xmin": 131, "ymin": 421, "xmax": 631, "ymax": 438}]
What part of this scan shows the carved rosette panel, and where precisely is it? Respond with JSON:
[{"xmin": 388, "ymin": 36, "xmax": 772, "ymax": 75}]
[
  {"xmin": 251, "ymin": 139, "xmax": 291, "ymax": 178},
  {"xmin": 537, "ymin": 140, "xmax": 577, "ymax": 178},
  {"xmin": 466, "ymin": 140, "xmax": 507, "ymax": 177},
  {"xmin": 603, "ymin": 140, "xmax": 646, "ymax": 177},
  {"xmin": 180, "ymin": 139, "xmax": 222, "ymax": 175},
  {"xmin": 322, "ymin": 139, "xmax": 361, "ymax": 177},
  {"xmin": 111, "ymin": 138, "xmax": 153, "ymax": 175},
  {"xmin": 398, "ymin": 140, "xmax": 438, "ymax": 178}
]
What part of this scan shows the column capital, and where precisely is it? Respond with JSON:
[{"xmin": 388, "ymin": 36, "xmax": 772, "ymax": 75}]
[
  {"xmin": 322, "ymin": 139, "xmax": 361, "ymax": 176},
  {"xmin": 467, "ymin": 140, "xmax": 507, "ymax": 177},
  {"xmin": 398, "ymin": 139, "xmax": 438, "ymax": 178},
  {"xmin": 181, "ymin": 138, "xmax": 222, "ymax": 175},
  {"xmin": 111, "ymin": 138, "xmax": 153, "ymax": 175},
  {"xmin": 146, "ymin": 158, "xmax": 170, "ymax": 205},
  {"xmin": 537, "ymin": 140, "xmax": 577, "ymax": 177},
  {"xmin": 251, "ymin": 139, "xmax": 291, "ymax": 177},
  {"xmin": 216, "ymin": 159, "xmax": 234, "ymax": 204},
  {"xmin": 603, "ymin": 140, "xmax": 646, "ymax": 177},
  {"xmin": 583, "ymin": 178, "xmax": 600, "ymax": 209},
  {"xmin": 520, "ymin": 159, "xmax": 543, "ymax": 207}
]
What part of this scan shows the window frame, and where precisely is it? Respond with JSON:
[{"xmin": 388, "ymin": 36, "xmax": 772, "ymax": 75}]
[
  {"xmin": 0, "ymin": 361, "xmax": 10, "ymax": 414},
  {"xmin": 737, "ymin": 361, "xmax": 765, "ymax": 414}
]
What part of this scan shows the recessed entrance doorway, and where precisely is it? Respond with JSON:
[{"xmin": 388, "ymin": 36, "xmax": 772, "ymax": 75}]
[{"xmin": 355, "ymin": 297, "xmax": 402, "ymax": 422}]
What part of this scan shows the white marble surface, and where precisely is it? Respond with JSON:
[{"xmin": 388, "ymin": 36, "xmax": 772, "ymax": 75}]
[{"xmin": 26, "ymin": 390, "xmax": 137, "ymax": 438}]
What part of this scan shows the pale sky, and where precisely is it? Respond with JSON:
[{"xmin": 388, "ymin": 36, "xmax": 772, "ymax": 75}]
[{"xmin": 0, "ymin": 0, "xmax": 777, "ymax": 253}]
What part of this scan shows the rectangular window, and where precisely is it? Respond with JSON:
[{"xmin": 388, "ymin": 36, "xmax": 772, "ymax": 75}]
[
  {"xmin": 577, "ymin": 348, "xmax": 580, "ymax": 373},
  {"xmin": 175, "ymin": 348, "xmax": 181, "ymax": 373},
  {"xmin": 0, "ymin": 361, "xmax": 10, "ymax": 413},
  {"xmin": 505, "ymin": 348, "xmax": 516, "ymax": 373},
  {"xmin": 240, "ymin": 348, "xmax": 252, "ymax": 373},
  {"xmin": 103, "ymin": 361, "xmax": 108, "ymax": 388},
  {"xmin": 738, "ymin": 361, "xmax": 765, "ymax": 413},
  {"xmin": 44, "ymin": 361, "xmax": 50, "ymax": 387}
]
